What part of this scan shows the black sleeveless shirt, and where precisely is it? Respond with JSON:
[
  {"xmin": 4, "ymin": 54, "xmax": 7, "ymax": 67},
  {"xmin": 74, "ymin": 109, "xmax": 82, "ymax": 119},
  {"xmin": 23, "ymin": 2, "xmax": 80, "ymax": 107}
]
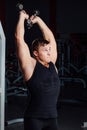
[{"xmin": 24, "ymin": 61, "xmax": 60, "ymax": 118}]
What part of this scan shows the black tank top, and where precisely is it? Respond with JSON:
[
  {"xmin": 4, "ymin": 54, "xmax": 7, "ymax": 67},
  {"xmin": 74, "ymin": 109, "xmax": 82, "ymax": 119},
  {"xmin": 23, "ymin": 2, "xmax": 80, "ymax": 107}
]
[{"xmin": 24, "ymin": 61, "xmax": 60, "ymax": 118}]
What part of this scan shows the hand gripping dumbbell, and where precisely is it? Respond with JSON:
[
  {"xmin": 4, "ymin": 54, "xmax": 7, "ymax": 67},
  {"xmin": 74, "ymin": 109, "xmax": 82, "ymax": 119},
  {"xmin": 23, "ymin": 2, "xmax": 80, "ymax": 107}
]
[{"xmin": 16, "ymin": 3, "xmax": 40, "ymax": 29}]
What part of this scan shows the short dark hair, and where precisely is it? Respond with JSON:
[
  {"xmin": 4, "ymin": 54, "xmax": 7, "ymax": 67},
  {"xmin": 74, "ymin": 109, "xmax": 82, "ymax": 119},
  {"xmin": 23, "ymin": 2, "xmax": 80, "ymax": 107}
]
[{"xmin": 32, "ymin": 38, "xmax": 49, "ymax": 52}]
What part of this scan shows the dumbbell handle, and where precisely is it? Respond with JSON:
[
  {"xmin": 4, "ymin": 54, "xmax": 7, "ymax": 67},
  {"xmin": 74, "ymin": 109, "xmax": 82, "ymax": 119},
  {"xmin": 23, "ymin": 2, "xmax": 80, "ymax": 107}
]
[{"xmin": 16, "ymin": 3, "xmax": 40, "ymax": 29}]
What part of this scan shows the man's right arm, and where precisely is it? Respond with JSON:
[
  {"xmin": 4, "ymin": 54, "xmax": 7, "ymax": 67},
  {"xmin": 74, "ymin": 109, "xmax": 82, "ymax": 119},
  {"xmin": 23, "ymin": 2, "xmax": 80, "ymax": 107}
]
[{"xmin": 15, "ymin": 11, "xmax": 36, "ymax": 81}]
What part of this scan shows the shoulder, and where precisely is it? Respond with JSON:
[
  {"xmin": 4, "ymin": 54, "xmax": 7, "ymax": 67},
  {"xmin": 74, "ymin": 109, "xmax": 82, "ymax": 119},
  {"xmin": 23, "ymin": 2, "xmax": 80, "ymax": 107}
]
[{"xmin": 50, "ymin": 62, "xmax": 58, "ymax": 73}]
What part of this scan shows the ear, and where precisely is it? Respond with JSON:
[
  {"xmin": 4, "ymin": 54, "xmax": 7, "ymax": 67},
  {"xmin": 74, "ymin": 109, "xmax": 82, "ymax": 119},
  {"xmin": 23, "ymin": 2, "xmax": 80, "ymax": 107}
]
[{"xmin": 33, "ymin": 50, "xmax": 38, "ymax": 57}]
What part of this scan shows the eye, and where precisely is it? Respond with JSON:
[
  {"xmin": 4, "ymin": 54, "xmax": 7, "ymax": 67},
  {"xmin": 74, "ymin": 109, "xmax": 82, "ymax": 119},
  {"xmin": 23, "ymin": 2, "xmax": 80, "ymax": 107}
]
[
  {"xmin": 42, "ymin": 48, "xmax": 48, "ymax": 51},
  {"xmin": 45, "ymin": 49, "xmax": 48, "ymax": 52}
]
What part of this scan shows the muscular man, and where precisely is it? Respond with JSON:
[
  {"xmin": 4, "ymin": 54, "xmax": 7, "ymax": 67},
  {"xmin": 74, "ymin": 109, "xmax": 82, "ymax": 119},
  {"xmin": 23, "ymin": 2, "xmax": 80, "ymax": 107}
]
[{"xmin": 15, "ymin": 10, "xmax": 60, "ymax": 130}]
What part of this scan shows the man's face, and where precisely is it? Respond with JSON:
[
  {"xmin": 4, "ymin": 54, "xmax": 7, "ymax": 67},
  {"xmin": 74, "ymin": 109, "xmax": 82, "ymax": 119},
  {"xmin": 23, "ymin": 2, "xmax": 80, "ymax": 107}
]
[{"xmin": 34, "ymin": 44, "xmax": 51, "ymax": 63}]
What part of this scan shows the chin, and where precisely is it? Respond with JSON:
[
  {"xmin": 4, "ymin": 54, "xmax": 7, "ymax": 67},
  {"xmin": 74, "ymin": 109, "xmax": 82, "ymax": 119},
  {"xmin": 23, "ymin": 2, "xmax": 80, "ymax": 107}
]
[{"xmin": 47, "ymin": 60, "xmax": 51, "ymax": 63}]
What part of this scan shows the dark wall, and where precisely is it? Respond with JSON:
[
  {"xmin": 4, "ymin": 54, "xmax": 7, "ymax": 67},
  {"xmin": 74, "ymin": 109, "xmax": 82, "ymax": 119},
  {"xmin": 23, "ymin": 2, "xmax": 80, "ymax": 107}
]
[
  {"xmin": 57, "ymin": 0, "xmax": 87, "ymax": 33},
  {"xmin": 0, "ymin": 0, "xmax": 6, "ymax": 31}
]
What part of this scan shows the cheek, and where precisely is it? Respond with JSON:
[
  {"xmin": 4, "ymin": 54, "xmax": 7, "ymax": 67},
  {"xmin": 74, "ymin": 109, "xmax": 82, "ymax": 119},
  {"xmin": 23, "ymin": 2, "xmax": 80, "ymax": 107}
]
[
  {"xmin": 39, "ymin": 53, "xmax": 45, "ymax": 58},
  {"xmin": 39, "ymin": 52, "xmax": 47, "ymax": 59},
  {"xmin": 38, "ymin": 50, "xmax": 44, "ymax": 55}
]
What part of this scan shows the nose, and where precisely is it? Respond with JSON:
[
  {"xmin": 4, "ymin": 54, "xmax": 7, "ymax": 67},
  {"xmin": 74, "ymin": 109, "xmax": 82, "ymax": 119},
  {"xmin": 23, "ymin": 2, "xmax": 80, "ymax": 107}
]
[{"xmin": 47, "ymin": 50, "xmax": 50, "ymax": 56}]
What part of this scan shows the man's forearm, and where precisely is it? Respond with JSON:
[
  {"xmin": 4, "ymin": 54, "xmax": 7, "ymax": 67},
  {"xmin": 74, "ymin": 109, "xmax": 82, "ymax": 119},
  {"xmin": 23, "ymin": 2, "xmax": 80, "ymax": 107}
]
[
  {"xmin": 38, "ymin": 18, "xmax": 54, "ymax": 41},
  {"xmin": 15, "ymin": 10, "xmax": 29, "ymax": 42},
  {"xmin": 15, "ymin": 17, "xmax": 25, "ymax": 42},
  {"xmin": 35, "ymin": 17, "xmax": 55, "ymax": 42}
]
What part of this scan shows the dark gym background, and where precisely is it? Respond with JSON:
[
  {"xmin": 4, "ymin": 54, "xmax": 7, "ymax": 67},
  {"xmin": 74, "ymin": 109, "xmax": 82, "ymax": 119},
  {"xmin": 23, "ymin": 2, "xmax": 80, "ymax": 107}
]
[{"xmin": 0, "ymin": 0, "xmax": 87, "ymax": 130}]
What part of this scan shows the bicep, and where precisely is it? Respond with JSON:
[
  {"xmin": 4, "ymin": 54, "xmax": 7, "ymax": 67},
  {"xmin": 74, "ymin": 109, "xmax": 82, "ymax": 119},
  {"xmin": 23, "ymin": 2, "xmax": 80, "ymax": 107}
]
[
  {"xmin": 16, "ymin": 41, "xmax": 36, "ymax": 80},
  {"xmin": 16, "ymin": 41, "xmax": 31, "ymax": 68}
]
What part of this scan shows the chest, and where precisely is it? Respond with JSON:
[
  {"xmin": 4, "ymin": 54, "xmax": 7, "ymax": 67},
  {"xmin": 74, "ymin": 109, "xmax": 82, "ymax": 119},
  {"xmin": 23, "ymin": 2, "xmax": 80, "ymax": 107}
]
[{"xmin": 28, "ymin": 62, "xmax": 60, "ymax": 94}]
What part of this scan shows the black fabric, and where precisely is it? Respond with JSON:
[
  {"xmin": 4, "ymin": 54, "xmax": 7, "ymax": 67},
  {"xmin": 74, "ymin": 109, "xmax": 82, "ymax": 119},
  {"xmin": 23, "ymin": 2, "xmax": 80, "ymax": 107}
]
[
  {"xmin": 24, "ymin": 117, "xmax": 58, "ymax": 130},
  {"xmin": 24, "ymin": 61, "xmax": 60, "ymax": 118}
]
